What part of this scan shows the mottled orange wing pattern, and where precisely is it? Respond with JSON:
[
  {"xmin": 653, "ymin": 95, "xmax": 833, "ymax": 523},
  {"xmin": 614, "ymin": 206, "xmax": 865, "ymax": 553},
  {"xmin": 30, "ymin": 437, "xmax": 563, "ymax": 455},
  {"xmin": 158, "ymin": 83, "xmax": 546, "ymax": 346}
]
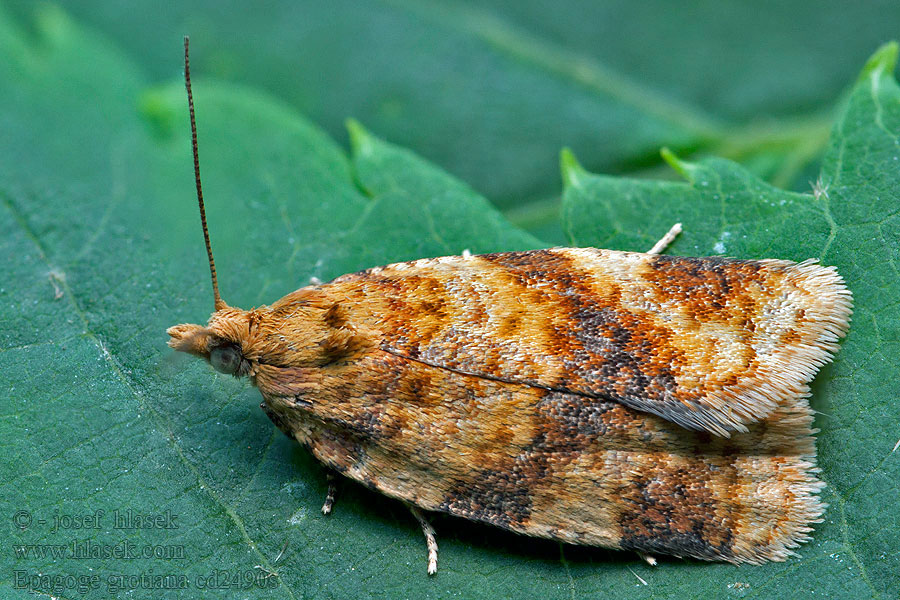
[
  {"xmin": 251, "ymin": 333, "xmax": 826, "ymax": 564},
  {"xmin": 168, "ymin": 248, "xmax": 850, "ymax": 566},
  {"xmin": 168, "ymin": 44, "xmax": 853, "ymax": 570},
  {"xmin": 326, "ymin": 249, "xmax": 852, "ymax": 436}
]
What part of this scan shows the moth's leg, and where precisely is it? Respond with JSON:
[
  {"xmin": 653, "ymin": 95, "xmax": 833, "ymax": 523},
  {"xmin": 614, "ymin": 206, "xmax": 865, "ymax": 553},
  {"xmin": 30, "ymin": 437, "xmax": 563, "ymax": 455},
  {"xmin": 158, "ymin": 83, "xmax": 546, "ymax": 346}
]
[
  {"xmin": 637, "ymin": 551, "xmax": 658, "ymax": 566},
  {"xmin": 321, "ymin": 472, "xmax": 338, "ymax": 515},
  {"xmin": 647, "ymin": 223, "xmax": 682, "ymax": 255},
  {"xmin": 408, "ymin": 505, "xmax": 439, "ymax": 575}
]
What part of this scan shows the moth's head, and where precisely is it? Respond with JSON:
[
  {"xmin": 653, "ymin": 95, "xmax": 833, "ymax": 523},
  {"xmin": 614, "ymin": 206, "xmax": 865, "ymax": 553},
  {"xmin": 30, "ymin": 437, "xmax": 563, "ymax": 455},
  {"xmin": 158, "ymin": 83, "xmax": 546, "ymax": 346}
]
[
  {"xmin": 169, "ymin": 39, "xmax": 257, "ymax": 378},
  {"xmin": 171, "ymin": 40, "xmax": 367, "ymax": 380},
  {"xmin": 167, "ymin": 306, "xmax": 255, "ymax": 377}
]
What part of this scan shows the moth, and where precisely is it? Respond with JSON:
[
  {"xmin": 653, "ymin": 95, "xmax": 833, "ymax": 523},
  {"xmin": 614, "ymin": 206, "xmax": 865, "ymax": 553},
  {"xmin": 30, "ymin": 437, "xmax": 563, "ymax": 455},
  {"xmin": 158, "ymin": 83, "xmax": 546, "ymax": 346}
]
[{"xmin": 168, "ymin": 38, "xmax": 852, "ymax": 574}]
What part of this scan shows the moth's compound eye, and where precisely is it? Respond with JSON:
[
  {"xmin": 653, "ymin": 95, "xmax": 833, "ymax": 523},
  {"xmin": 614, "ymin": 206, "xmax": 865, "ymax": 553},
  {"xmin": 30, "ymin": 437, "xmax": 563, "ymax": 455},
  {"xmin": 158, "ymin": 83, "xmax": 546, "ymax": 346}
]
[{"xmin": 210, "ymin": 344, "xmax": 242, "ymax": 375}]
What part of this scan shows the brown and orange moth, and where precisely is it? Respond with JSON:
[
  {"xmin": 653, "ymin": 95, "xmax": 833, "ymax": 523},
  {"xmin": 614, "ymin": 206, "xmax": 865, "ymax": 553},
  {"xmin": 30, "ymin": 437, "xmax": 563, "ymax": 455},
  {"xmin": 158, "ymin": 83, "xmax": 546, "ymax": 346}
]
[{"xmin": 168, "ymin": 38, "xmax": 853, "ymax": 574}]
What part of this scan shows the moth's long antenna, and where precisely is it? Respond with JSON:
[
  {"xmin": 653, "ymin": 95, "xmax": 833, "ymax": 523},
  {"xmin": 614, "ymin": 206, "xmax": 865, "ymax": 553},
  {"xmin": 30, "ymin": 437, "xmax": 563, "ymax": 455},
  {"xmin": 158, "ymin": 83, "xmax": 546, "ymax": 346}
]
[{"xmin": 184, "ymin": 36, "xmax": 226, "ymax": 311}]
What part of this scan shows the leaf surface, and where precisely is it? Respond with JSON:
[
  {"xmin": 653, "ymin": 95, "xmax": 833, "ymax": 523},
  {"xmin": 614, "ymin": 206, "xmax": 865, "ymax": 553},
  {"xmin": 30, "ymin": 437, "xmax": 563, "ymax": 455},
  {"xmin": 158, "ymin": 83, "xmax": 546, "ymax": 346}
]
[
  {"xmin": 0, "ymin": 6, "xmax": 897, "ymax": 599},
  {"xmin": 12, "ymin": 0, "xmax": 900, "ymax": 220}
]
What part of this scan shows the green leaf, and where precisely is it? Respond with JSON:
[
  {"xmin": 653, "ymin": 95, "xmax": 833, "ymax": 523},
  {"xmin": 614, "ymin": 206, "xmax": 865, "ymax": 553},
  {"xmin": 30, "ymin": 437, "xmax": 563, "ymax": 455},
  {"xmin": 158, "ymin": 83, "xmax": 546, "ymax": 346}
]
[
  {"xmin": 561, "ymin": 41, "xmax": 900, "ymax": 599},
  {"xmin": 6, "ymin": 0, "xmax": 713, "ymax": 213},
  {"xmin": 10, "ymin": 0, "xmax": 900, "ymax": 230},
  {"xmin": 1, "ymin": 4, "xmax": 897, "ymax": 600}
]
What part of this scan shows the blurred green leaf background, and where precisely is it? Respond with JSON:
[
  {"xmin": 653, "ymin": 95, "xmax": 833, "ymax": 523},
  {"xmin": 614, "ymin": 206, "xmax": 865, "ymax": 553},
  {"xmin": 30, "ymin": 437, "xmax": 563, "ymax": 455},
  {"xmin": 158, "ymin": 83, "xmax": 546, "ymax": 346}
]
[
  {"xmin": 1, "ymin": 2, "xmax": 898, "ymax": 599},
  {"xmin": 9, "ymin": 0, "xmax": 900, "ymax": 241}
]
